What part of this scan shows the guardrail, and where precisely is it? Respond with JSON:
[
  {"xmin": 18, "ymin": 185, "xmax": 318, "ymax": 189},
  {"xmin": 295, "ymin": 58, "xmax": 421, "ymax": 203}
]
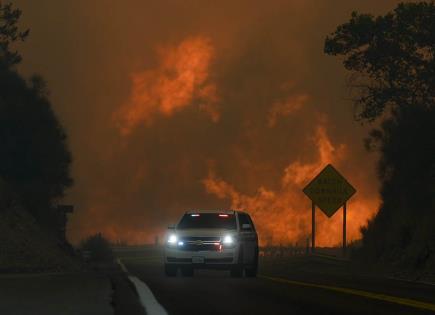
[{"xmin": 260, "ymin": 245, "xmax": 350, "ymax": 260}]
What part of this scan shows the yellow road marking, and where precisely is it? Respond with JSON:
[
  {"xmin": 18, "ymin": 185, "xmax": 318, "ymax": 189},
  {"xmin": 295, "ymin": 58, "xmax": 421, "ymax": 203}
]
[{"xmin": 260, "ymin": 275, "xmax": 435, "ymax": 312}]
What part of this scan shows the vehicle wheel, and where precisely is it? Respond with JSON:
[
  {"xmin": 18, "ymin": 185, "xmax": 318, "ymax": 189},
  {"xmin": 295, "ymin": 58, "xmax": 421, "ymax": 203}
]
[
  {"xmin": 164, "ymin": 264, "xmax": 177, "ymax": 277},
  {"xmin": 245, "ymin": 264, "xmax": 257, "ymax": 277},
  {"xmin": 180, "ymin": 266, "xmax": 194, "ymax": 277},
  {"xmin": 245, "ymin": 247, "xmax": 258, "ymax": 277},
  {"xmin": 231, "ymin": 246, "xmax": 244, "ymax": 277}
]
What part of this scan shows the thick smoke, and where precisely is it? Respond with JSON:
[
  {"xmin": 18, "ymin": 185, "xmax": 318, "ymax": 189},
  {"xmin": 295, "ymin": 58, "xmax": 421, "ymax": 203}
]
[{"xmin": 14, "ymin": 0, "xmax": 400, "ymax": 245}]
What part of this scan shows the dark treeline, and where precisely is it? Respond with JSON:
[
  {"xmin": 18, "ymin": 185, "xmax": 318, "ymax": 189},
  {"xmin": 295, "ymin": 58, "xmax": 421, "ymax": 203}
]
[
  {"xmin": 325, "ymin": 2, "xmax": 435, "ymax": 269},
  {"xmin": 0, "ymin": 3, "xmax": 73, "ymax": 232}
]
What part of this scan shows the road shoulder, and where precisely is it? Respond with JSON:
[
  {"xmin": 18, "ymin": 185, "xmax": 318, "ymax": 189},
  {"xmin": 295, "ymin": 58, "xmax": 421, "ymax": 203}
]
[{"xmin": 0, "ymin": 271, "xmax": 113, "ymax": 315}]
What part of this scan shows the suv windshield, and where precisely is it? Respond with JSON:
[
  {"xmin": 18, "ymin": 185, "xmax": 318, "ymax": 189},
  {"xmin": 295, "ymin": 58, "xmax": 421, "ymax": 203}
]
[{"xmin": 177, "ymin": 213, "xmax": 237, "ymax": 230}]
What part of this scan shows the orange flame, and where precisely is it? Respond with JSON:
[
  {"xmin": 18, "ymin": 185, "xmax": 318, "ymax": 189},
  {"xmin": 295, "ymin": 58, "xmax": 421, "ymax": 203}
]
[
  {"xmin": 203, "ymin": 125, "xmax": 378, "ymax": 246},
  {"xmin": 114, "ymin": 36, "xmax": 219, "ymax": 135}
]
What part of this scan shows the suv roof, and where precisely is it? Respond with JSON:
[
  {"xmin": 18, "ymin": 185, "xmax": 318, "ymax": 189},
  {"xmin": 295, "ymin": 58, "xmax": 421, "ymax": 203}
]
[{"xmin": 185, "ymin": 210, "xmax": 246, "ymax": 215}]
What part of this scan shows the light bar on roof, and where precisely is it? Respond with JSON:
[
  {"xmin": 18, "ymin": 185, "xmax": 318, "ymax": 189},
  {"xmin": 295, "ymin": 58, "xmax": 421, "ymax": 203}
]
[
  {"xmin": 219, "ymin": 214, "xmax": 229, "ymax": 217},
  {"xmin": 191, "ymin": 214, "xmax": 200, "ymax": 217}
]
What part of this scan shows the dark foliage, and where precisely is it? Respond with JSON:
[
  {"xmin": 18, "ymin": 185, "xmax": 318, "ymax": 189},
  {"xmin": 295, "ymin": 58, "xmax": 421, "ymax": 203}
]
[
  {"xmin": 325, "ymin": 2, "xmax": 435, "ymax": 122},
  {"xmin": 0, "ymin": 2, "xmax": 29, "ymax": 66},
  {"xmin": 0, "ymin": 3, "xmax": 73, "ymax": 226},
  {"xmin": 325, "ymin": 2, "xmax": 435, "ymax": 269},
  {"xmin": 361, "ymin": 106, "xmax": 435, "ymax": 268},
  {"xmin": 0, "ymin": 63, "xmax": 73, "ymax": 221},
  {"xmin": 80, "ymin": 233, "xmax": 114, "ymax": 263}
]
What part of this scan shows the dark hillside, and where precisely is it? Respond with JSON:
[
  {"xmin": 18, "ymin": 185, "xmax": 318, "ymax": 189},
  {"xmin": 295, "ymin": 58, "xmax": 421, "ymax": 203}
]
[
  {"xmin": 0, "ymin": 204, "xmax": 78, "ymax": 272},
  {"xmin": 325, "ymin": 1, "xmax": 435, "ymax": 270}
]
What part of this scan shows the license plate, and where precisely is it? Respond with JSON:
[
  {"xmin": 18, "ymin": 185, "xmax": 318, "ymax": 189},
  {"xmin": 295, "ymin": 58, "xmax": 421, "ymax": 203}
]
[{"xmin": 192, "ymin": 256, "xmax": 204, "ymax": 264}]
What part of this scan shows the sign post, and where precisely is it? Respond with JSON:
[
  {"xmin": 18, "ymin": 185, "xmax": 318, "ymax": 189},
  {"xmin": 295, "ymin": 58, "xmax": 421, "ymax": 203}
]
[
  {"xmin": 343, "ymin": 202, "xmax": 347, "ymax": 255},
  {"xmin": 312, "ymin": 201, "xmax": 315, "ymax": 252},
  {"xmin": 303, "ymin": 164, "xmax": 356, "ymax": 256}
]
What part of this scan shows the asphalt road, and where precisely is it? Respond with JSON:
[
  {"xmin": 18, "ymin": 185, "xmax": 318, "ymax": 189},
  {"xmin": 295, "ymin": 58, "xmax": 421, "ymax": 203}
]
[
  {"xmin": 118, "ymin": 247, "xmax": 435, "ymax": 315},
  {"xmin": 0, "ymin": 272, "xmax": 113, "ymax": 315}
]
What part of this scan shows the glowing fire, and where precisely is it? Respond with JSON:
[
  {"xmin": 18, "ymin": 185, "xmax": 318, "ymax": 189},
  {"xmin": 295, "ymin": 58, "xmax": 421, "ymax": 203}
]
[
  {"xmin": 203, "ymin": 125, "xmax": 379, "ymax": 246},
  {"xmin": 73, "ymin": 35, "xmax": 380, "ymax": 247},
  {"xmin": 115, "ymin": 36, "xmax": 219, "ymax": 135}
]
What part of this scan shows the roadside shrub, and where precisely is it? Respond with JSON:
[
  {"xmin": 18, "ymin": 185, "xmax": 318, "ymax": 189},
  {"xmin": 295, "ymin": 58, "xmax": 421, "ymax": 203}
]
[{"xmin": 79, "ymin": 233, "xmax": 113, "ymax": 262}]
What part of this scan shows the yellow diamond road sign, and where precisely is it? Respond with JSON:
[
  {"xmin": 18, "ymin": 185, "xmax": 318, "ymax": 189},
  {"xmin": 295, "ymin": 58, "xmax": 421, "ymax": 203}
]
[{"xmin": 303, "ymin": 164, "xmax": 356, "ymax": 218}]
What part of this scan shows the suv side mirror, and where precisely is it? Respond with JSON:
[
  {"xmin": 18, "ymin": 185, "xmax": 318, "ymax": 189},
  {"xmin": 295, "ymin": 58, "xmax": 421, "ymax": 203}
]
[
  {"xmin": 168, "ymin": 224, "xmax": 176, "ymax": 230},
  {"xmin": 242, "ymin": 223, "xmax": 251, "ymax": 230}
]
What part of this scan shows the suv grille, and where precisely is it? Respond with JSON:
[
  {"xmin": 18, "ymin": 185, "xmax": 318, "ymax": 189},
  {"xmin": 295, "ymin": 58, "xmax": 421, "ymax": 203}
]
[{"xmin": 178, "ymin": 236, "xmax": 221, "ymax": 251}]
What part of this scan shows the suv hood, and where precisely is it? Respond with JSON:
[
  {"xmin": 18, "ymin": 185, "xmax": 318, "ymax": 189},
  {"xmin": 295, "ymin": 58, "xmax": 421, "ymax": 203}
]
[{"xmin": 174, "ymin": 229, "xmax": 237, "ymax": 238}]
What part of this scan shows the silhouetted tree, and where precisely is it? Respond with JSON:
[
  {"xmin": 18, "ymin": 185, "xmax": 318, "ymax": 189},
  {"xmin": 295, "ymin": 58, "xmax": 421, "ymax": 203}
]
[
  {"xmin": 325, "ymin": 2, "xmax": 435, "ymax": 269},
  {"xmin": 0, "ymin": 3, "xmax": 73, "ymax": 228},
  {"xmin": 325, "ymin": 2, "xmax": 434, "ymax": 121},
  {"xmin": 0, "ymin": 2, "xmax": 29, "ymax": 67}
]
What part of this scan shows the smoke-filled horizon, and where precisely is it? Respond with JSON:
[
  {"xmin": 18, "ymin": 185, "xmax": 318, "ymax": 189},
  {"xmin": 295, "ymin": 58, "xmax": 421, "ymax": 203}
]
[{"xmin": 14, "ymin": 0, "xmax": 402, "ymax": 246}]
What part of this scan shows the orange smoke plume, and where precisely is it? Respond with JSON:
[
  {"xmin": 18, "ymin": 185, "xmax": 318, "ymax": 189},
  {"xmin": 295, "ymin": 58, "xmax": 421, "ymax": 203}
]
[
  {"xmin": 268, "ymin": 94, "xmax": 308, "ymax": 127},
  {"xmin": 115, "ymin": 36, "xmax": 219, "ymax": 135},
  {"xmin": 203, "ymin": 125, "xmax": 378, "ymax": 246}
]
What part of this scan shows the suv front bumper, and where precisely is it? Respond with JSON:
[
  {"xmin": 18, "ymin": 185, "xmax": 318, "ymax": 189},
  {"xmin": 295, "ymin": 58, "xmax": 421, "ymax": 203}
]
[{"xmin": 165, "ymin": 246, "xmax": 239, "ymax": 268}]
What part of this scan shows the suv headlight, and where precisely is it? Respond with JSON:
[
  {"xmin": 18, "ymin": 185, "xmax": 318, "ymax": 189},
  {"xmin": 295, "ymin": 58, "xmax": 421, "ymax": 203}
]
[
  {"xmin": 167, "ymin": 234, "xmax": 177, "ymax": 245},
  {"xmin": 223, "ymin": 235, "xmax": 234, "ymax": 245},
  {"xmin": 222, "ymin": 235, "xmax": 236, "ymax": 248}
]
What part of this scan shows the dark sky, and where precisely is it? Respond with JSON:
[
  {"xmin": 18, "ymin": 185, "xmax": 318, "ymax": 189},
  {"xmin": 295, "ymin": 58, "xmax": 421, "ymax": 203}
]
[{"xmin": 14, "ymin": 0, "xmax": 403, "ymax": 245}]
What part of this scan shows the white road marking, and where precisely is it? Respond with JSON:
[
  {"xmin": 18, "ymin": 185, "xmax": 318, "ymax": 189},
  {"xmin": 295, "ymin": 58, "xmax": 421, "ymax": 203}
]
[
  {"xmin": 117, "ymin": 258, "xmax": 168, "ymax": 315},
  {"xmin": 129, "ymin": 275, "xmax": 168, "ymax": 315},
  {"xmin": 116, "ymin": 258, "xmax": 129, "ymax": 273}
]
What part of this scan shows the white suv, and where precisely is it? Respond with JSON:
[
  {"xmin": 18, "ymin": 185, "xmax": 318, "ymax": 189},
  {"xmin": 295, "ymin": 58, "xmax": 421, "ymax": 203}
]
[{"xmin": 164, "ymin": 210, "xmax": 258, "ymax": 277}]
